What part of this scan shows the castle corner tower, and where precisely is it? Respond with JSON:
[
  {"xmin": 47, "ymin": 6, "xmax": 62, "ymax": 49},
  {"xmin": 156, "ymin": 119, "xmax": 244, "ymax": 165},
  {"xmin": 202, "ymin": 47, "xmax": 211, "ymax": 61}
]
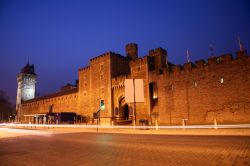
[{"xmin": 16, "ymin": 62, "xmax": 37, "ymax": 107}]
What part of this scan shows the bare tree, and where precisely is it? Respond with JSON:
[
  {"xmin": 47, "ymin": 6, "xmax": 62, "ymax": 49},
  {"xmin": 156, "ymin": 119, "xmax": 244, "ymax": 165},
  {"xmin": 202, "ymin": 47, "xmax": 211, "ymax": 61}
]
[{"xmin": 0, "ymin": 90, "xmax": 15, "ymax": 122}]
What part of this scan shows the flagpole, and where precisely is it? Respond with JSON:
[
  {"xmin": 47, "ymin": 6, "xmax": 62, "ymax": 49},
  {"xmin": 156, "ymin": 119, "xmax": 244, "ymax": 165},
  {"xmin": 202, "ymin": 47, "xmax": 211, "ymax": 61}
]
[
  {"xmin": 186, "ymin": 49, "xmax": 190, "ymax": 63},
  {"xmin": 133, "ymin": 78, "xmax": 136, "ymax": 128},
  {"xmin": 209, "ymin": 44, "xmax": 214, "ymax": 57},
  {"xmin": 238, "ymin": 36, "xmax": 243, "ymax": 51}
]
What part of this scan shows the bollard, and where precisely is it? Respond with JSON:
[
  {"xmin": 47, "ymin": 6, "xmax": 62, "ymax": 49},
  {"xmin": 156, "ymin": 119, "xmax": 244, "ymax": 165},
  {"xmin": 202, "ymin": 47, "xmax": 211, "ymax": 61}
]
[
  {"xmin": 214, "ymin": 118, "xmax": 218, "ymax": 130},
  {"xmin": 155, "ymin": 120, "xmax": 158, "ymax": 130},
  {"xmin": 111, "ymin": 121, "xmax": 114, "ymax": 129},
  {"xmin": 182, "ymin": 119, "xmax": 185, "ymax": 129},
  {"xmin": 133, "ymin": 120, "xmax": 136, "ymax": 130}
]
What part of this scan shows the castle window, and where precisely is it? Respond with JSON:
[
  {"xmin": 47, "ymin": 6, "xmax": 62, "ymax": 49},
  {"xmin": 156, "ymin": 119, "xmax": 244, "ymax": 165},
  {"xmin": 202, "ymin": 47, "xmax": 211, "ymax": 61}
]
[
  {"xmin": 150, "ymin": 82, "xmax": 158, "ymax": 107},
  {"xmin": 220, "ymin": 77, "xmax": 224, "ymax": 84},
  {"xmin": 137, "ymin": 66, "xmax": 141, "ymax": 71},
  {"xmin": 193, "ymin": 81, "xmax": 197, "ymax": 87},
  {"xmin": 159, "ymin": 69, "xmax": 163, "ymax": 74},
  {"xmin": 100, "ymin": 74, "xmax": 104, "ymax": 80},
  {"xmin": 100, "ymin": 63, "xmax": 104, "ymax": 70},
  {"xmin": 101, "ymin": 87, "xmax": 104, "ymax": 94}
]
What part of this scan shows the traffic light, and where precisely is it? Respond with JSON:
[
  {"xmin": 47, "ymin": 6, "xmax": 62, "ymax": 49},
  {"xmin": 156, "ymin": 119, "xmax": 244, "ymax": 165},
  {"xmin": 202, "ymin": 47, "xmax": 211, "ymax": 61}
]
[{"xmin": 100, "ymin": 100, "xmax": 105, "ymax": 110}]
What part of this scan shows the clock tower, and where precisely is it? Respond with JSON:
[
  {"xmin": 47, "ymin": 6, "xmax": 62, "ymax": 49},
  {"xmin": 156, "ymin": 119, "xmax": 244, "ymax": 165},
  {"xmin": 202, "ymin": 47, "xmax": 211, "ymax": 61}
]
[{"xmin": 16, "ymin": 62, "xmax": 37, "ymax": 107}]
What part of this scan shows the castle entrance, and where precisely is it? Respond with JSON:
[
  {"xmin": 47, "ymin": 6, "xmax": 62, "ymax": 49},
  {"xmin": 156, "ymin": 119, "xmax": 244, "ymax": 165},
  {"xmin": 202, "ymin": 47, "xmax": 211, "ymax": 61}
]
[{"xmin": 116, "ymin": 97, "xmax": 130, "ymax": 124}]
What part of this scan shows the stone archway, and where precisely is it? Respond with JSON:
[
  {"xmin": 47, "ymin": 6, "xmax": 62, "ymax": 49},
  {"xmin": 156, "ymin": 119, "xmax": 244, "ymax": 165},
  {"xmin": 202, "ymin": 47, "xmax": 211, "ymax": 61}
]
[
  {"xmin": 118, "ymin": 96, "xmax": 125, "ymax": 119},
  {"xmin": 118, "ymin": 96, "xmax": 129, "ymax": 120}
]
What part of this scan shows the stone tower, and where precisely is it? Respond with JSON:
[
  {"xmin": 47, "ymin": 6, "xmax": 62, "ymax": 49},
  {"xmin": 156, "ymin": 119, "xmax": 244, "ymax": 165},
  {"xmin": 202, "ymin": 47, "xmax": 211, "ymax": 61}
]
[
  {"xmin": 126, "ymin": 43, "xmax": 138, "ymax": 60},
  {"xmin": 16, "ymin": 62, "xmax": 37, "ymax": 106}
]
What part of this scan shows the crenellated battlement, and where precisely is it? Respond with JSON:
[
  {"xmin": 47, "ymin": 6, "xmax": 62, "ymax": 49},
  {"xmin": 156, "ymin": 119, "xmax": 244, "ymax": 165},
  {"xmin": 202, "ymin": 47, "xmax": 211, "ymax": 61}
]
[
  {"xmin": 110, "ymin": 52, "xmax": 129, "ymax": 61},
  {"xmin": 236, "ymin": 50, "xmax": 248, "ymax": 59},
  {"xmin": 90, "ymin": 51, "xmax": 112, "ymax": 62},
  {"xmin": 130, "ymin": 56, "xmax": 148, "ymax": 67},
  {"xmin": 89, "ymin": 51, "xmax": 129, "ymax": 63},
  {"xmin": 170, "ymin": 65, "xmax": 182, "ymax": 73},
  {"xmin": 149, "ymin": 47, "xmax": 167, "ymax": 57},
  {"xmin": 168, "ymin": 51, "xmax": 249, "ymax": 75},
  {"xmin": 195, "ymin": 60, "xmax": 206, "ymax": 68},
  {"xmin": 111, "ymin": 74, "xmax": 130, "ymax": 89},
  {"xmin": 78, "ymin": 66, "xmax": 90, "ymax": 72},
  {"xmin": 183, "ymin": 62, "xmax": 194, "ymax": 70}
]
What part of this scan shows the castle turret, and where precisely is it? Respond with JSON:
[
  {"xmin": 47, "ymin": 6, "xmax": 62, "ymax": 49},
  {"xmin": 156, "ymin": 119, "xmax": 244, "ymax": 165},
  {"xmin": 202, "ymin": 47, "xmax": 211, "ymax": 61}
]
[
  {"xmin": 16, "ymin": 62, "xmax": 37, "ymax": 106},
  {"xmin": 126, "ymin": 43, "xmax": 138, "ymax": 60},
  {"xmin": 149, "ymin": 48, "xmax": 167, "ymax": 72}
]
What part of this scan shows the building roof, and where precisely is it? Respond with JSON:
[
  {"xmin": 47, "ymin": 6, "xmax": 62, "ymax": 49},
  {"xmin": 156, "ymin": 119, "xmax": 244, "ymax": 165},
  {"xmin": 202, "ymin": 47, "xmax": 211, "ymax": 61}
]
[
  {"xmin": 21, "ymin": 63, "xmax": 36, "ymax": 75},
  {"xmin": 22, "ymin": 87, "xmax": 78, "ymax": 104}
]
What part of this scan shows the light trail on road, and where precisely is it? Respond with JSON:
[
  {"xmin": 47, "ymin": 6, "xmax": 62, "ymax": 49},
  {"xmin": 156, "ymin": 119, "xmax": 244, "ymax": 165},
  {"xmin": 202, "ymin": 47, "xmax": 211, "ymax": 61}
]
[
  {"xmin": 0, "ymin": 127, "xmax": 52, "ymax": 138},
  {"xmin": 1, "ymin": 123, "xmax": 250, "ymax": 129}
]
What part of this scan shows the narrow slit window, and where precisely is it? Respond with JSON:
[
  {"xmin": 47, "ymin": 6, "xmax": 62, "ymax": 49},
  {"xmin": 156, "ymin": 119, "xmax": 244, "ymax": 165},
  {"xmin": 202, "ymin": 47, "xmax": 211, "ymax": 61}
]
[
  {"xmin": 193, "ymin": 81, "xmax": 197, "ymax": 87},
  {"xmin": 220, "ymin": 77, "xmax": 224, "ymax": 84}
]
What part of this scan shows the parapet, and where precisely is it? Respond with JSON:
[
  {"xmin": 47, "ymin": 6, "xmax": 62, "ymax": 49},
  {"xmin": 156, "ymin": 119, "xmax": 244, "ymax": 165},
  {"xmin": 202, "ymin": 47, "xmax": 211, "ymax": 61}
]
[
  {"xmin": 90, "ymin": 51, "xmax": 112, "ymax": 62},
  {"xmin": 166, "ymin": 50, "xmax": 249, "ymax": 77},
  {"xmin": 22, "ymin": 87, "xmax": 78, "ymax": 104},
  {"xmin": 61, "ymin": 83, "xmax": 76, "ymax": 91},
  {"xmin": 207, "ymin": 54, "xmax": 233, "ymax": 65},
  {"xmin": 208, "ymin": 57, "xmax": 217, "ymax": 65},
  {"xmin": 183, "ymin": 62, "xmax": 194, "ymax": 70},
  {"xmin": 78, "ymin": 66, "xmax": 90, "ymax": 72},
  {"xmin": 236, "ymin": 50, "xmax": 247, "ymax": 59},
  {"xmin": 220, "ymin": 54, "xmax": 233, "ymax": 62},
  {"xmin": 110, "ymin": 52, "xmax": 128, "ymax": 60},
  {"xmin": 195, "ymin": 60, "xmax": 206, "ymax": 68},
  {"xmin": 111, "ymin": 74, "xmax": 130, "ymax": 89},
  {"xmin": 171, "ymin": 65, "xmax": 182, "ymax": 73},
  {"xmin": 129, "ymin": 56, "xmax": 148, "ymax": 67},
  {"xmin": 149, "ymin": 47, "xmax": 167, "ymax": 57}
]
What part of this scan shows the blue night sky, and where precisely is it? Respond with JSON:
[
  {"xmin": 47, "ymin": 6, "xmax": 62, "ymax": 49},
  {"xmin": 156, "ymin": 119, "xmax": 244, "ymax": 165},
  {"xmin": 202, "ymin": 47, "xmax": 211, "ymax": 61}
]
[{"xmin": 0, "ymin": 0, "xmax": 250, "ymax": 104}]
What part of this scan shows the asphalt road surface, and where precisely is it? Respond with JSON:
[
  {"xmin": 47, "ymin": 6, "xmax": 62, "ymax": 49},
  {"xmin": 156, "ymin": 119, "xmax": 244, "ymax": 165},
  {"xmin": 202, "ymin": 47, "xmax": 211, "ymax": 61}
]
[{"xmin": 0, "ymin": 129, "xmax": 250, "ymax": 166}]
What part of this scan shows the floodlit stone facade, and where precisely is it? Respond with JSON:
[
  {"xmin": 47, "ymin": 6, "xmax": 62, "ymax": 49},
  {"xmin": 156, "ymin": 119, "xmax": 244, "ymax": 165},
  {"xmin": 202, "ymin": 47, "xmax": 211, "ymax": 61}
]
[{"xmin": 16, "ymin": 43, "xmax": 250, "ymax": 125}]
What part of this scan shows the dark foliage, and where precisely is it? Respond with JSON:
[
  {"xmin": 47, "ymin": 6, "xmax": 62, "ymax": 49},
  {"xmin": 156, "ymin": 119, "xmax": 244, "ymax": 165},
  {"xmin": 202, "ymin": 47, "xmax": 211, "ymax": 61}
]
[{"xmin": 0, "ymin": 90, "xmax": 15, "ymax": 122}]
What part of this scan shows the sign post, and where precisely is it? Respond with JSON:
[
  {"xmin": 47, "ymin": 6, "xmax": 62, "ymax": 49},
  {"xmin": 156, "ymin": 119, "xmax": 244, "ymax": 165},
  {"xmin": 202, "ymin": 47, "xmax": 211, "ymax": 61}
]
[
  {"xmin": 95, "ymin": 99, "xmax": 105, "ymax": 132},
  {"xmin": 125, "ymin": 79, "xmax": 144, "ymax": 128}
]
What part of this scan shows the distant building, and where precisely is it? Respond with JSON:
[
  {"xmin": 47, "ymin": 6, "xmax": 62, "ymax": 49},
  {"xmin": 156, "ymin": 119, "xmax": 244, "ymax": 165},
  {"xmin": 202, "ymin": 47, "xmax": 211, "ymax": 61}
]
[{"xmin": 16, "ymin": 43, "xmax": 250, "ymax": 125}]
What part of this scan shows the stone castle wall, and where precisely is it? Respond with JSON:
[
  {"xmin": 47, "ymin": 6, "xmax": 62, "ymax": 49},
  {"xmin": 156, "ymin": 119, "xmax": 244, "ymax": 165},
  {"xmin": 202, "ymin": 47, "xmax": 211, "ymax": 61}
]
[
  {"xmin": 20, "ymin": 89, "xmax": 78, "ymax": 122},
  {"xmin": 18, "ymin": 44, "xmax": 250, "ymax": 125},
  {"xmin": 150, "ymin": 51, "xmax": 250, "ymax": 125}
]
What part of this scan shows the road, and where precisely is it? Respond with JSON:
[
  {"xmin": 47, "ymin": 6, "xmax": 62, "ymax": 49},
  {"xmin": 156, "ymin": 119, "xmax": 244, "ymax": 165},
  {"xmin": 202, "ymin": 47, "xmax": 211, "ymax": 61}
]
[{"xmin": 0, "ymin": 128, "xmax": 250, "ymax": 166}]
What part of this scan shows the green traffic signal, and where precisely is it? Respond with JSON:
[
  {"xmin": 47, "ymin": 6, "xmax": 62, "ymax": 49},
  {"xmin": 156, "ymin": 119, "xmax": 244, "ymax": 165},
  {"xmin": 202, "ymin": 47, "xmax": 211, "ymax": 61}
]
[{"xmin": 100, "ymin": 100, "xmax": 105, "ymax": 110}]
